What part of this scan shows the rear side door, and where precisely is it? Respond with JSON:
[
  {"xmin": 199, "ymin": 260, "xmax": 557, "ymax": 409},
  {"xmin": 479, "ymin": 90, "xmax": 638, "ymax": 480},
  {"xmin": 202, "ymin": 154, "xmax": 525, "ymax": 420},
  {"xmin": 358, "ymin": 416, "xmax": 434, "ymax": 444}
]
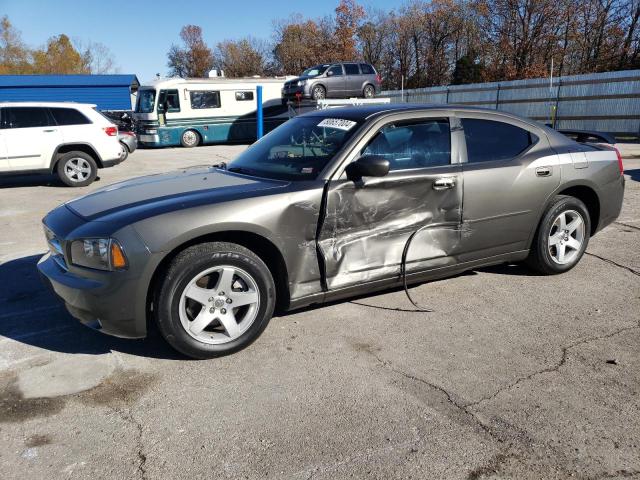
[
  {"xmin": 318, "ymin": 113, "xmax": 464, "ymax": 290},
  {"xmin": 458, "ymin": 115, "xmax": 561, "ymax": 259},
  {"xmin": 49, "ymin": 107, "xmax": 95, "ymax": 146},
  {"xmin": 343, "ymin": 63, "xmax": 361, "ymax": 96},
  {"xmin": 2, "ymin": 107, "xmax": 62, "ymax": 171},
  {"xmin": 324, "ymin": 64, "xmax": 346, "ymax": 98}
]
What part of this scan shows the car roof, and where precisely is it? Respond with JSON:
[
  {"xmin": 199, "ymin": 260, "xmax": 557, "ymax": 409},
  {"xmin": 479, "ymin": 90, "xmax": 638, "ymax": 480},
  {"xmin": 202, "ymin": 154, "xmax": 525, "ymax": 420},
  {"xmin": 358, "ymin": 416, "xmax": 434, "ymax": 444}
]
[
  {"xmin": 0, "ymin": 101, "xmax": 97, "ymax": 108},
  {"xmin": 302, "ymin": 103, "xmax": 550, "ymax": 128}
]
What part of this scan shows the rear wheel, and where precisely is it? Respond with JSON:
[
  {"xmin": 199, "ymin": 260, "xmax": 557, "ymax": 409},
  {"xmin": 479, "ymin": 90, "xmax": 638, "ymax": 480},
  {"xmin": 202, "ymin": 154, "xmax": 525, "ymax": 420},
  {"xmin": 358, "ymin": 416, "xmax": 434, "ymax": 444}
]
[
  {"xmin": 363, "ymin": 84, "xmax": 375, "ymax": 98},
  {"xmin": 56, "ymin": 151, "xmax": 97, "ymax": 187},
  {"xmin": 526, "ymin": 195, "xmax": 591, "ymax": 274},
  {"xmin": 180, "ymin": 129, "xmax": 200, "ymax": 148},
  {"xmin": 155, "ymin": 242, "xmax": 276, "ymax": 359},
  {"xmin": 119, "ymin": 142, "xmax": 129, "ymax": 162}
]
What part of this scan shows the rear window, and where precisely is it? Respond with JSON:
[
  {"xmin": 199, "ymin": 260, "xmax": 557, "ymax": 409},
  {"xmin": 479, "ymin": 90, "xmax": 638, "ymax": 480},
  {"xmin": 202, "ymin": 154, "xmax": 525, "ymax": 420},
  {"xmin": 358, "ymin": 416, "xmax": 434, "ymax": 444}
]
[
  {"xmin": 190, "ymin": 91, "xmax": 221, "ymax": 109},
  {"xmin": 50, "ymin": 108, "xmax": 91, "ymax": 126},
  {"xmin": 360, "ymin": 64, "xmax": 375, "ymax": 75},
  {"xmin": 462, "ymin": 119, "xmax": 536, "ymax": 163},
  {"xmin": 1, "ymin": 107, "xmax": 52, "ymax": 129},
  {"xmin": 344, "ymin": 63, "xmax": 360, "ymax": 75}
]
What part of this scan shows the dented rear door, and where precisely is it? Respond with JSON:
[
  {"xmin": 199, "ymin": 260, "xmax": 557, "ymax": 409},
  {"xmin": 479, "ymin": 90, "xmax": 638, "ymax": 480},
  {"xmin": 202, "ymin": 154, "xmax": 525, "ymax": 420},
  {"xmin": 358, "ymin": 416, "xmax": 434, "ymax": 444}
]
[{"xmin": 318, "ymin": 115, "xmax": 464, "ymax": 290}]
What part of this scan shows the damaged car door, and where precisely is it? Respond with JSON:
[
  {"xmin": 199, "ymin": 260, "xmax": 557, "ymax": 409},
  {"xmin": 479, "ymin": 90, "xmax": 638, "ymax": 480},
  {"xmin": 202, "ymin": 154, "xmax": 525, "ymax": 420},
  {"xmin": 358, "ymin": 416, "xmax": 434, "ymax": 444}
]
[{"xmin": 318, "ymin": 114, "xmax": 463, "ymax": 290}]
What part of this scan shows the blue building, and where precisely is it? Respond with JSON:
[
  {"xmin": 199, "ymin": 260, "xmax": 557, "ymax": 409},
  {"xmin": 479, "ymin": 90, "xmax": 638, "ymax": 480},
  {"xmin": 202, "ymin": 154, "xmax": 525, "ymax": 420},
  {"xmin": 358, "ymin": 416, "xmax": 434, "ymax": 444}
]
[{"xmin": 0, "ymin": 74, "xmax": 140, "ymax": 111}]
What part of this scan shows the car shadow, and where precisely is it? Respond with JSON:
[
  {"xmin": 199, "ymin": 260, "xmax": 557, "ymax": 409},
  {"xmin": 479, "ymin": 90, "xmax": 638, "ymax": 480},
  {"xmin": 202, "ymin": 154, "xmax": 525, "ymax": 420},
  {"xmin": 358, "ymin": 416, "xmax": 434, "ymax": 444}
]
[
  {"xmin": 0, "ymin": 255, "xmax": 186, "ymax": 360},
  {"xmin": 625, "ymin": 168, "xmax": 640, "ymax": 182},
  {"xmin": 2, "ymin": 255, "xmax": 539, "ymax": 357},
  {"xmin": 0, "ymin": 174, "xmax": 105, "ymax": 189}
]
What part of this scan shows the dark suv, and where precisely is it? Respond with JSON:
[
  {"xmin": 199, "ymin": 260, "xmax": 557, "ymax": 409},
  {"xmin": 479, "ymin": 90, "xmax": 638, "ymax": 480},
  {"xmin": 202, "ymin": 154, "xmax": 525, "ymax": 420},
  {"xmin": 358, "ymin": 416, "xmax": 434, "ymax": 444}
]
[{"xmin": 282, "ymin": 62, "xmax": 381, "ymax": 102}]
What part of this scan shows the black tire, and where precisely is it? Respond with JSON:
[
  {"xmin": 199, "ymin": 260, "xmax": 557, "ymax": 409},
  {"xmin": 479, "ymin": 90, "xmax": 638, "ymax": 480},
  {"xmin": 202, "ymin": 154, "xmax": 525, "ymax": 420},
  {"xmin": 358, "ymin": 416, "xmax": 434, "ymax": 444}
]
[
  {"xmin": 155, "ymin": 242, "xmax": 276, "ymax": 359},
  {"xmin": 119, "ymin": 142, "xmax": 129, "ymax": 162},
  {"xmin": 363, "ymin": 84, "xmax": 375, "ymax": 98},
  {"xmin": 311, "ymin": 85, "xmax": 326, "ymax": 101},
  {"xmin": 180, "ymin": 129, "xmax": 201, "ymax": 148},
  {"xmin": 526, "ymin": 195, "xmax": 591, "ymax": 275},
  {"xmin": 56, "ymin": 151, "xmax": 98, "ymax": 187}
]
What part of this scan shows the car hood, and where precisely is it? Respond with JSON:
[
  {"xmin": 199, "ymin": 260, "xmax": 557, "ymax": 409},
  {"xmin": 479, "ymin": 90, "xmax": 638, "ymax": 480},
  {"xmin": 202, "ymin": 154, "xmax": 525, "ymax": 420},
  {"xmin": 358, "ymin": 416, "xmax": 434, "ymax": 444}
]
[{"xmin": 65, "ymin": 166, "xmax": 288, "ymax": 222}]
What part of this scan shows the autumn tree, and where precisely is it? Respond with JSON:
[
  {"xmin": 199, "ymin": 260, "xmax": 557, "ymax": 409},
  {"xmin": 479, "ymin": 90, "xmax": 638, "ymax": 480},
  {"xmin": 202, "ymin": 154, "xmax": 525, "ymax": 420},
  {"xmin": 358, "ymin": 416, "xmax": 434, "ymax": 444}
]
[
  {"xmin": 334, "ymin": 0, "xmax": 365, "ymax": 59},
  {"xmin": 216, "ymin": 37, "xmax": 267, "ymax": 77},
  {"xmin": 31, "ymin": 34, "xmax": 90, "ymax": 74},
  {"xmin": 0, "ymin": 15, "xmax": 32, "ymax": 74},
  {"xmin": 167, "ymin": 25, "xmax": 214, "ymax": 77}
]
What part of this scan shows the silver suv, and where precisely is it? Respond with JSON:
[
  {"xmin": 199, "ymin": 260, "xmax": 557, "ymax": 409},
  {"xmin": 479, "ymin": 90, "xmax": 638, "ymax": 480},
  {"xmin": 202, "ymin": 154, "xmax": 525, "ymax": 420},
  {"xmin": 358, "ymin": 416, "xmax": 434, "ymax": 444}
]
[{"xmin": 282, "ymin": 62, "xmax": 381, "ymax": 102}]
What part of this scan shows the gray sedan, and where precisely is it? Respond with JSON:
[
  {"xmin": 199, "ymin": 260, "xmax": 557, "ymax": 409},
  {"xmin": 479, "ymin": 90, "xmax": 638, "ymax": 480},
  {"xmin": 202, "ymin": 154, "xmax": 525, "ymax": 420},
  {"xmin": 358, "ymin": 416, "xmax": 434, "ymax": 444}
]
[{"xmin": 38, "ymin": 105, "xmax": 625, "ymax": 359}]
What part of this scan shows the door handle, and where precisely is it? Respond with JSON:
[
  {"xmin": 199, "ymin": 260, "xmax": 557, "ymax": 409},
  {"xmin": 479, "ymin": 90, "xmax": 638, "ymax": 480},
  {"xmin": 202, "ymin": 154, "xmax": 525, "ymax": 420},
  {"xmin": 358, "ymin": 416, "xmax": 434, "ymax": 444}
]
[
  {"xmin": 535, "ymin": 166, "xmax": 551, "ymax": 177},
  {"xmin": 433, "ymin": 177, "xmax": 456, "ymax": 190},
  {"xmin": 43, "ymin": 129, "xmax": 57, "ymax": 133}
]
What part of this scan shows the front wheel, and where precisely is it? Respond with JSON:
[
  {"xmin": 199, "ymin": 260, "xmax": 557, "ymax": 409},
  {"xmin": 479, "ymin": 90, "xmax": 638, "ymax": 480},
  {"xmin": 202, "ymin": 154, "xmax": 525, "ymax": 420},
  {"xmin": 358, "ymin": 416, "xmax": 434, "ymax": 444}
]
[
  {"xmin": 180, "ymin": 129, "xmax": 200, "ymax": 148},
  {"xmin": 526, "ymin": 195, "xmax": 591, "ymax": 274},
  {"xmin": 311, "ymin": 85, "xmax": 326, "ymax": 101},
  {"xmin": 155, "ymin": 242, "xmax": 276, "ymax": 359}
]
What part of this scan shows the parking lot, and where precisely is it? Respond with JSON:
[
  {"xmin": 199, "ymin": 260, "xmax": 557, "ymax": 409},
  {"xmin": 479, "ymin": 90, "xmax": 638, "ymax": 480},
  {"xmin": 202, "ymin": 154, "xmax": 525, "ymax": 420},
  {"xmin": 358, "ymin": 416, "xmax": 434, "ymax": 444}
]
[{"xmin": 0, "ymin": 145, "xmax": 639, "ymax": 479}]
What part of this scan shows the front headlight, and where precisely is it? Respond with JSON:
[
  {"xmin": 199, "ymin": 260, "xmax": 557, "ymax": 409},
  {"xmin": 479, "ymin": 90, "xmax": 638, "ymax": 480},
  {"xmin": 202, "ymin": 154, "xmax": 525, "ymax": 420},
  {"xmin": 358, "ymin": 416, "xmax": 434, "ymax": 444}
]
[
  {"xmin": 297, "ymin": 80, "xmax": 306, "ymax": 87},
  {"xmin": 70, "ymin": 238, "xmax": 128, "ymax": 271},
  {"xmin": 146, "ymin": 129, "xmax": 158, "ymax": 134}
]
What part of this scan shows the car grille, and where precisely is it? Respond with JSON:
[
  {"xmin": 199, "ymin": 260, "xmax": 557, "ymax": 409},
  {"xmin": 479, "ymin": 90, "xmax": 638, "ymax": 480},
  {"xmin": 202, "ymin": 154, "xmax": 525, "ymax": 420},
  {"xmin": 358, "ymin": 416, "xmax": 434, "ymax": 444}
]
[{"xmin": 44, "ymin": 225, "xmax": 68, "ymax": 270}]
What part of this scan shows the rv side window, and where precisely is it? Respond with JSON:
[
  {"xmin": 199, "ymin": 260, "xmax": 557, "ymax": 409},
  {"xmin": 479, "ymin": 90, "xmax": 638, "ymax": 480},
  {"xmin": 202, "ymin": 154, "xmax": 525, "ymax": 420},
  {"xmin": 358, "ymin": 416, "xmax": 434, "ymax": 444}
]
[
  {"xmin": 190, "ymin": 91, "xmax": 221, "ymax": 109},
  {"xmin": 158, "ymin": 89, "xmax": 181, "ymax": 113},
  {"xmin": 235, "ymin": 91, "xmax": 254, "ymax": 101}
]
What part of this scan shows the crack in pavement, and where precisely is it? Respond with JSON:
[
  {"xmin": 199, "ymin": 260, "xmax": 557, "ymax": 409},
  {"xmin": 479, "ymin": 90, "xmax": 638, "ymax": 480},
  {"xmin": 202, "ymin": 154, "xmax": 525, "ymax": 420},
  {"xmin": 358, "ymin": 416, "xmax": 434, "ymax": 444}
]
[
  {"xmin": 112, "ymin": 406, "xmax": 148, "ymax": 480},
  {"xmin": 464, "ymin": 324, "xmax": 640, "ymax": 409},
  {"xmin": 585, "ymin": 252, "xmax": 640, "ymax": 277},
  {"xmin": 614, "ymin": 221, "xmax": 640, "ymax": 232}
]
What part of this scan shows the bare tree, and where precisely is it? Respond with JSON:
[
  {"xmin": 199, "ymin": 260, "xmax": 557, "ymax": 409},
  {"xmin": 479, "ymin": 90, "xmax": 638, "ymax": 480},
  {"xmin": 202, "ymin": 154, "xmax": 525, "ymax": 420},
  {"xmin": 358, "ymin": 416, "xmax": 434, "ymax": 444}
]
[{"xmin": 216, "ymin": 37, "xmax": 267, "ymax": 77}]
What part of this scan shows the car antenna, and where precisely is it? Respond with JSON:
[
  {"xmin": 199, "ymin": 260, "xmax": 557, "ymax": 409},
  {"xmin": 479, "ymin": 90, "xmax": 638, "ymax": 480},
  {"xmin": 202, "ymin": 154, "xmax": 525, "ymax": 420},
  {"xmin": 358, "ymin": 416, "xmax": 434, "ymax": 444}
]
[{"xmin": 400, "ymin": 225, "xmax": 434, "ymax": 312}]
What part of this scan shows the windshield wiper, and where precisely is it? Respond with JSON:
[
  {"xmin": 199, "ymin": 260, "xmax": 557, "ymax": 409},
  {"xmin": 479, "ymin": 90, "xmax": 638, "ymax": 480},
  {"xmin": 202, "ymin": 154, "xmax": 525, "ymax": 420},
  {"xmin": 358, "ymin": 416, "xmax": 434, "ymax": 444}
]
[{"xmin": 212, "ymin": 161, "xmax": 227, "ymax": 170}]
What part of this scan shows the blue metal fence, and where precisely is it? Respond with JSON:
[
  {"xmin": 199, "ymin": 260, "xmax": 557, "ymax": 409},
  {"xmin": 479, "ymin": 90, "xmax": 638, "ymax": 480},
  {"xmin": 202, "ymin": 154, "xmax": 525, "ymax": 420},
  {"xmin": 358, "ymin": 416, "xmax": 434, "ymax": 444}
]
[{"xmin": 381, "ymin": 69, "xmax": 640, "ymax": 135}]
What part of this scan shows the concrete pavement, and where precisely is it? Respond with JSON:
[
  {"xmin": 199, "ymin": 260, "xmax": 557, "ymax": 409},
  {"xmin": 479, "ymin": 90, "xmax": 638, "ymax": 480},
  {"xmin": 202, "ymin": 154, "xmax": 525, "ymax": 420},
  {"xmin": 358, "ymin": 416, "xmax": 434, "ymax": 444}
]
[{"xmin": 0, "ymin": 146, "xmax": 638, "ymax": 479}]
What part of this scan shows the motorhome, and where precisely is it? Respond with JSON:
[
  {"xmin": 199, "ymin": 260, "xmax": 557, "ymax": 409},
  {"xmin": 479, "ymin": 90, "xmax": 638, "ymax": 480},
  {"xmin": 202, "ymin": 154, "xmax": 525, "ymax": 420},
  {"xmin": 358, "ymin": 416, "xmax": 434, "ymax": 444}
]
[{"xmin": 133, "ymin": 77, "xmax": 288, "ymax": 147}]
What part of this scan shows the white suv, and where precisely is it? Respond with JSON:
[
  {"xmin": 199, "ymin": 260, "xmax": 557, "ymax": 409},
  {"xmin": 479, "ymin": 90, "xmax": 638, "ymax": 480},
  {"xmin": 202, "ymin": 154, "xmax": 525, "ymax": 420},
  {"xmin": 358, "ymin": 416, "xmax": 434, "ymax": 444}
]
[{"xmin": 0, "ymin": 102, "xmax": 124, "ymax": 187}]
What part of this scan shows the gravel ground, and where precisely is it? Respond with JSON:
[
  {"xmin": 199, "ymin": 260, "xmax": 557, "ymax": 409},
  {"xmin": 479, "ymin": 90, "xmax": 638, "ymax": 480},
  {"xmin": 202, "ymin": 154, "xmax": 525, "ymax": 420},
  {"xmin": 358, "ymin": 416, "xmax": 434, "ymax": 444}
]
[{"xmin": 0, "ymin": 145, "xmax": 638, "ymax": 480}]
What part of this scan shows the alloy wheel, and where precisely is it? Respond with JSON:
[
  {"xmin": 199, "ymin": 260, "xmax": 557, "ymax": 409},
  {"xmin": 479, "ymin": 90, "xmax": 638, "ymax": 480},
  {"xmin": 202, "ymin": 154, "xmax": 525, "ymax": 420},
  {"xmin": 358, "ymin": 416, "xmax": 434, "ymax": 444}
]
[
  {"xmin": 182, "ymin": 130, "xmax": 198, "ymax": 147},
  {"xmin": 178, "ymin": 265, "xmax": 260, "ymax": 344},
  {"xmin": 548, "ymin": 209, "xmax": 585, "ymax": 265},
  {"xmin": 64, "ymin": 157, "xmax": 92, "ymax": 182}
]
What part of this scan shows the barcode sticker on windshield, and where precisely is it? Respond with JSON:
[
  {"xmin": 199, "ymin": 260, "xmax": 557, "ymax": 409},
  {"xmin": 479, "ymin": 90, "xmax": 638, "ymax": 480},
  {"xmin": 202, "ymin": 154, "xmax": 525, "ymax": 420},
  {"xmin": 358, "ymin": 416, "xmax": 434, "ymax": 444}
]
[{"xmin": 317, "ymin": 118, "xmax": 357, "ymax": 131}]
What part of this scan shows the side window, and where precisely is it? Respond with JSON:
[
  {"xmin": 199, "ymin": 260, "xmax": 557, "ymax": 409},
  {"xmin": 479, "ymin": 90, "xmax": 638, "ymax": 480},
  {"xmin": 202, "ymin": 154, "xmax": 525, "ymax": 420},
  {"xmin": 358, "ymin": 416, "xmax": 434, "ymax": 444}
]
[
  {"xmin": 158, "ymin": 89, "xmax": 181, "ymax": 112},
  {"xmin": 344, "ymin": 63, "xmax": 360, "ymax": 75},
  {"xmin": 361, "ymin": 118, "xmax": 451, "ymax": 171},
  {"xmin": 235, "ymin": 91, "xmax": 254, "ymax": 101},
  {"xmin": 2, "ymin": 107, "xmax": 52, "ymax": 129},
  {"xmin": 360, "ymin": 64, "xmax": 374, "ymax": 75},
  {"xmin": 462, "ymin": 119, "xmax": 535, "ymax": 163},
  {"xmin": 327, "ymin": 65, "xmax": 343, "ymax": 76},
  {"xmin": 50, "ymin": 108, "xmax": 91, "ymax": 126},
  {"xmin": 190, "ymin": 90, "xmax": 221, "ymax": 109}
]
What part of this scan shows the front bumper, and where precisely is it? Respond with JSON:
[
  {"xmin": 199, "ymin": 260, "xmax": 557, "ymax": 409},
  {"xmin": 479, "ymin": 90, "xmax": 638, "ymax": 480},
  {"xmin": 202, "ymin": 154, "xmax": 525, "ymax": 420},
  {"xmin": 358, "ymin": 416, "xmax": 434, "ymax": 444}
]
[
  {"xmin": 38, "ymin": 253, "xmax": 146, "ymax": 338},
  {"xmin": 282, "ymin": 86, "xmax": 310, "ymax": 101}
]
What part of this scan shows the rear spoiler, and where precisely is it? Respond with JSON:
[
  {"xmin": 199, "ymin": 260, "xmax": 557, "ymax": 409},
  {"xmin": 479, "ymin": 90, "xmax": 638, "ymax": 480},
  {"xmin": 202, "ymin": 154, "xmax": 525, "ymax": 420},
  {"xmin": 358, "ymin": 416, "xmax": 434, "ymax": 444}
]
[{"xmin": 557, "ymin": 129, "xmax": 617, "ymax": 145}]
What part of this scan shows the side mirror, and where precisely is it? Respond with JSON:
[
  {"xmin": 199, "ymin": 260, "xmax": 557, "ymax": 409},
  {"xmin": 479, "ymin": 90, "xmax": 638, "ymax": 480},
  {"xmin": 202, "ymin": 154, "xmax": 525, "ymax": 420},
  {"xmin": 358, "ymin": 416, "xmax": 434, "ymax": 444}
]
[
  {"xmin": 158, "ymin": 103, "xmax": 167, "ymax": 114},
  {"xmin": 327, "ymin": 70, "xmax": 334, "ymax": 77},
  {"xmin": 345, "ymin": 155, "xmax": 390, "ymax": 181}
]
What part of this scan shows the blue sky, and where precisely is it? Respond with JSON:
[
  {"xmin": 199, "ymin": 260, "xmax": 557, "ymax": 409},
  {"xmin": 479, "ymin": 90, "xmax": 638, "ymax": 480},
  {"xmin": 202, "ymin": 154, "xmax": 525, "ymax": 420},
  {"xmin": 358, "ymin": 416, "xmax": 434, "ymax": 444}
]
[{"xmin": 2, "ymin": 0, "xmax": 403, "ymax": 83}]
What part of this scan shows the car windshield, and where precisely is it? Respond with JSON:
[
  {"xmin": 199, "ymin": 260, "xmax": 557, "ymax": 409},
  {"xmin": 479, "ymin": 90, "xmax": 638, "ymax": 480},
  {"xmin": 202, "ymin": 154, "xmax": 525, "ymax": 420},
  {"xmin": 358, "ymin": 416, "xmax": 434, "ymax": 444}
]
[
  {"xmin": 301, "ymin": 65, "xmax": 329, "ymax": 77},
  {"xmin": 228, "ymin": 116, "xmax": 361, "ymax": 181},
  {"xmin": 135, "ymin": 89, "xmax": 156, "ymax": 113}
]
